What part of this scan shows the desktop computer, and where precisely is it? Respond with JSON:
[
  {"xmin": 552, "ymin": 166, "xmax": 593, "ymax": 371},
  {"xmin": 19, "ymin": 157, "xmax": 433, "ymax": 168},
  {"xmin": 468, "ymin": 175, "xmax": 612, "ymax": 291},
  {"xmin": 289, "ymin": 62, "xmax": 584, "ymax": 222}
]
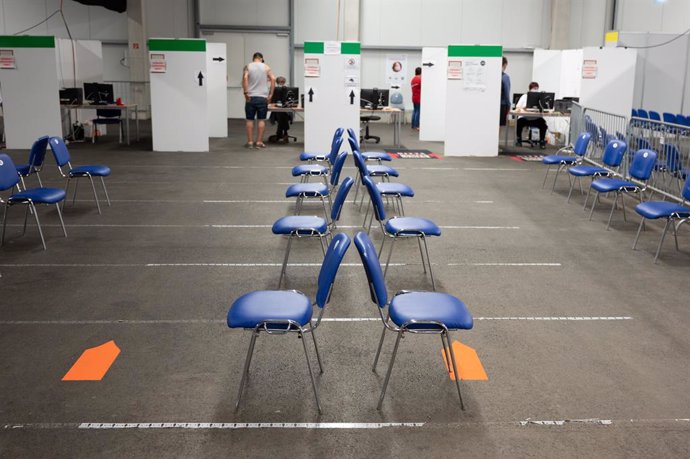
[{"xmin": 83, "ymin": 82, "xmax": 114, "ymax": 104}]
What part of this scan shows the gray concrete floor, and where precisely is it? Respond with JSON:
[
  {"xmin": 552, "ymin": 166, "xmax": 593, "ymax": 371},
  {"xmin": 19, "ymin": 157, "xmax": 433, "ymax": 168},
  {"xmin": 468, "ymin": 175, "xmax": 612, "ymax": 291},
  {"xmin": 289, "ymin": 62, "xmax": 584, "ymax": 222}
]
[{"xmin": 0, "ymin": 120, "xmax": 689, "ymax": 458}]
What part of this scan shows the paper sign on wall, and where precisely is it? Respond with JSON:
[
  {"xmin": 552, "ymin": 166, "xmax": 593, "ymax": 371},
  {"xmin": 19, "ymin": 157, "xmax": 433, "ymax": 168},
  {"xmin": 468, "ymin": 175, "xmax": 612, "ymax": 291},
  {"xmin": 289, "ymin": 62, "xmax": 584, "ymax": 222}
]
[
  {"xmin": 344, "ymin": 75, "xmax": 359, "ymax": 88},
  {"xmin": 305, "ymin": 58, "xmax": 320, "ymax": 77},
  {"xmin": 0, "ymin": 50, "xmax": 16, "ymax": 69},
  {"xmin": 344, "ymin": 55, "xmax": 360, "ymax": 71},
  {"xmin": 447, "ymin": 60, "xmax": 463, "ymax": 79},
  {"xmin": 386, "ymin": 54, "xmax": 407, "ymax": 86},
  {"xmin": 324, "ymin": 41, "xmax": 341, "ymax": 55},
  {"xmin": 150, "ymin": 53, "xmax": 166, "ymax": 73},
  {"xmin": 582, "ymin": 59, "xmax": 597, "ymax": 79},
  {"xmin": 463, "ymin": 59, "xmax": 487, "ymax": 92}
]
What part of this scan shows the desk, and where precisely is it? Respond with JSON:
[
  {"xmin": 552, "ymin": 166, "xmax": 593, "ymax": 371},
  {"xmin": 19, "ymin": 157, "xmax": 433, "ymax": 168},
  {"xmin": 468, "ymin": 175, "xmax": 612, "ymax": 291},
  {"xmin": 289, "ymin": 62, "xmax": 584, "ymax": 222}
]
[
  {"xmin": 60, "ymin": 104, "xmax": 139, "ymax": 145},
  {"xmin": 268, "ymin": 105, "xmax": 403, "ymax": 147},
  {"xmin": 504, "ymin": 110, "xmax": 570, "ymax": 147}
]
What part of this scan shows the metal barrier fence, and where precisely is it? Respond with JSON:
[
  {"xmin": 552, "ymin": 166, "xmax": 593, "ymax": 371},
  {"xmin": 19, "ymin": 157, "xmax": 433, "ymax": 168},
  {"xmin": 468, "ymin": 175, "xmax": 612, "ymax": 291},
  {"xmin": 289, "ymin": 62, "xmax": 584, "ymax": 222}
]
[{"xmin": 569, "ymin": 102, "xmax": 584, "ymax": 146}]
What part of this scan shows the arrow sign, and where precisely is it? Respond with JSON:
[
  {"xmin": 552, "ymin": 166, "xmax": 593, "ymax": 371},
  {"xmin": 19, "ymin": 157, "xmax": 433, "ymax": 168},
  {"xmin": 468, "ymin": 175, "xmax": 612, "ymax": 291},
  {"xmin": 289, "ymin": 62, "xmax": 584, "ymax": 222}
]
[
  {"xmin": 422, "ymin": 62, "xmax": 435, "ymax": 67},
  {"xmin": 308, "ymin": 88, "xmax": 314, "ymax": 103},
  {"xmin": 197, "ymin": 71, "xmax": 204, "ymax": 86},
  {"xmin": 349, "ymin": 90, "xmax": 355, "ymax": 105},
  {"xmin": 212, "ymin": 57, "xmax": 225, "ymax": 62}
]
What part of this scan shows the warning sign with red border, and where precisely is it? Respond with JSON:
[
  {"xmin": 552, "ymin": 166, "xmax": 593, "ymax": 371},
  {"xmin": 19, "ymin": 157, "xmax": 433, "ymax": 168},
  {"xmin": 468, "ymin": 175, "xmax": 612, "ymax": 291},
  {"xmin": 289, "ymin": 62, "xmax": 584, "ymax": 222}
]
[
  {"xmin": 149, "ymin": 53, "xmax": 166, "ymax": 73},
  {"xmin": 0, "ymin": 49, "xmax": 16, "ymax": 69}
]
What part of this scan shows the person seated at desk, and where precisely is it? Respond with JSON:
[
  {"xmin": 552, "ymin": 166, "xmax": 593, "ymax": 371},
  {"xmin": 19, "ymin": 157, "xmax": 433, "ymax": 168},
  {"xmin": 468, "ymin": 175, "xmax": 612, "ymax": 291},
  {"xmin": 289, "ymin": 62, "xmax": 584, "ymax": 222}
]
[
  {"xmin": 515, "ymin": 81, "xmax": 548, "ymax": 149},
  {"xmin": 268, "ymin": 76, "xmax": 293, "ymax": 144}
]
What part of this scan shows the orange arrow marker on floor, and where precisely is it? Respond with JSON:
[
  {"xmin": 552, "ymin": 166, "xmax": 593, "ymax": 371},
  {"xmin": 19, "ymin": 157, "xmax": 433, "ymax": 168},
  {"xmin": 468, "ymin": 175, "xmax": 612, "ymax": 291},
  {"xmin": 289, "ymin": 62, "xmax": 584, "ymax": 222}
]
[
  {"xmin": 62, "ymin": 340, "xmax": 121, "ymax": 381},
  {"xmin": 441, "ymin": 340, "xmax": 488, "ymax": 381}
]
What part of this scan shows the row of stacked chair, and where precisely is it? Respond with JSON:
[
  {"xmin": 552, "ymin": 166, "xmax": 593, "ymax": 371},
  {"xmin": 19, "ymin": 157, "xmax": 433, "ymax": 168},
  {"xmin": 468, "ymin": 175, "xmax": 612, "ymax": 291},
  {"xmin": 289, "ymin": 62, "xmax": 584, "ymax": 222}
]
[
  {"xmin": 0, "ymin": 136, "xmax": 111, "ymax": 250},
  {"xmin": 225, "ymin": 128, "xmax": 474, "ymax": 413},
  {"xmin": 543, "ymin": 132, "xmax": 690, "ymax": 263},
  {"xmin": 632, "ymin": 109, "xmax": 690, "ymax": 128}
]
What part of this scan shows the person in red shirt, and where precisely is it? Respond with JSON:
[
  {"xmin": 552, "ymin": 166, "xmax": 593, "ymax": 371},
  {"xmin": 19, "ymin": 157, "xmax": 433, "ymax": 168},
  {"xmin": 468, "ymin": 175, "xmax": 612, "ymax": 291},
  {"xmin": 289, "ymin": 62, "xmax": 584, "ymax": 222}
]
[{"xmin": 410, "ymin": 67, "xmax": 422, "ymax": 130}]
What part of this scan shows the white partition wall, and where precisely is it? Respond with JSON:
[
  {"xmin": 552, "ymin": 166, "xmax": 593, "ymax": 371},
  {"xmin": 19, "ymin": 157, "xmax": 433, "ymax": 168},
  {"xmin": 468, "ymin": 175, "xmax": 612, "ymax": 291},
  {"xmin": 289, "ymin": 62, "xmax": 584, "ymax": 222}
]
[
  {"xmin": 149, "ymin": 38, "xmax": 209, "ymax": 152},
  {"xmin": 206, "ymin": 42, "xmax": 228, "ymax": 138},
  {"xmin": 419, "ymin": 47, "xmax": 447, "ymax": 142},
  {"xmin": 532, "ymin": 49, "xmax": 561, "ymax": 96},
  {"xmin": 0, "ymin": 36, "xmax": 62, "ymax": 149},
  {"xmin": 303, "ymin": 41, "xmax": 360, "ymax": 153},
  {"xmin": 444, "ymin": 45, "xmax": 502, "ymax": 157},
  {"xmin": 579, "ymin": 47, "xmax": 637, "ymax": 118},
  {"xmin": 559, "ymin": 49, "xmax": 583, "ymax": 98}
]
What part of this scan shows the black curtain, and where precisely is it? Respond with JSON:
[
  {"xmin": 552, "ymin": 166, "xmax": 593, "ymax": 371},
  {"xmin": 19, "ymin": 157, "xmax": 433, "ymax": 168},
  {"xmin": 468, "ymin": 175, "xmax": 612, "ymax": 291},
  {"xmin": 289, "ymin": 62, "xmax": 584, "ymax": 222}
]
[{"xmin": 73, "ymin": 0, "xmax": 127, "ymax": 13}]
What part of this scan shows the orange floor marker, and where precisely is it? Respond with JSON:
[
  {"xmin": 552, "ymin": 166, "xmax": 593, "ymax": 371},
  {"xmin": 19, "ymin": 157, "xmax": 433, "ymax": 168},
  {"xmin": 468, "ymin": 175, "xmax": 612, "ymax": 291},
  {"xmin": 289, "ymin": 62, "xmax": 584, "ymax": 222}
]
[
  {"xmin": 62, "ymin": 340, "xmax": 121, "ymax": 381},
  {"xmin": 441, "ymin": 340, "xmax": 488, "ymax": 381}
]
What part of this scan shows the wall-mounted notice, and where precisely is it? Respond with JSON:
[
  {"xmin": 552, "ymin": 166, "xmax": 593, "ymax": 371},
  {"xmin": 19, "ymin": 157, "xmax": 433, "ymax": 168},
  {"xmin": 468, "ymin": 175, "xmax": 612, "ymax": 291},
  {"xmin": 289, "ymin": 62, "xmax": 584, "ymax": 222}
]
[
  {"xmin": 386, "ymin": 54, "xmax": 407, "ymax": 86},
  {"xmin": 150, "ymin": 53, "xmax": 166, "ymax": 73},
  {"xmin": 582, "ymin": 59, "xmax": 597, "ymax": 79},
  {"xmin": 447, "ymin": 60, "xmax": 463, "ymax": 79},
  {"xmin": 324, "ymin": 41, "xmax": 341, "ymax": 55},
  {"xmin": 344, "ymin": 55, "xmax": 359, "ymax": 71},
  {"xmin": 305, "ymin": 57, "xmax": 320, "ymax": 77},
  {"xmin": 0, "ymin": 49, "xmax": 16, "ymax": 69},
  {"xmin": 344, "ymin": 75, "xmax": 359, "ymax": 88},
  {"xmin": 463, "ymin": 59, "xmax": 487, "ymax": 92}
]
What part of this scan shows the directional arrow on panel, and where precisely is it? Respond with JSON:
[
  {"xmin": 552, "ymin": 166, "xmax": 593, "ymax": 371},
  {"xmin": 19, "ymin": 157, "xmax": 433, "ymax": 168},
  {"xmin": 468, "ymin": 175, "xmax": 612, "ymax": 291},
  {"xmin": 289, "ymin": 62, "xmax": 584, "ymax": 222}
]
[
  {"xmin": 212, "ymin": 57, "xmax": 225, "ymax": 62},
  {"xmin": 197, "ymin": 71, "xmax": 204, "ymax": 86},
  {"xmin": 422, "ymin": 61, "xmax": 435, "ymax": 67},
  {"xmin": 349, "ymin": 90, "xmax": 355, "ymax": 105},
  {"xmin": 308, "ymin": 88, "xmax": 314, "ymax": 103}
]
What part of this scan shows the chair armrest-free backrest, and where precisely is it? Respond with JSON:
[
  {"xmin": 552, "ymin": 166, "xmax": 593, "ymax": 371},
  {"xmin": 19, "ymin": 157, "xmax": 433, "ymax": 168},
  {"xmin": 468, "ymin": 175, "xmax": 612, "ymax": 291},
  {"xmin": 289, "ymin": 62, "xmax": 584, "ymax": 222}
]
[
  {"xmin": 0, "ymin": 154, "xmax": 21, "ymax": 191},
  {"xmin": 346, "ymin": 127, "xmax": 358, "ymax": 150},
  {"xmin": 330, "ymin": 176, "xmax": 354, "ymax": 222},
  {"xmin": 28, "ymin": 136, "xmax": 50, "ymax": 169},
  {"xmin": 328, "ymin": 136, "xmax": 344, "ymax": 165},
  {"xmin": 573, "ymin": 132, "xmax": 592, "ymax": 156},
  {"xmin": 662, "ymin": 144, "xmax": 681, "ymax": 172},
  {"xmin": 602, "ymin": 140, "xmax": 627, "ymax": 168},
  {"xmin": 96, "ymin": 109, "xmax": 121, "ymax": 118},
  {"xmin": 48, "ymin": 136, "xmax": 71, "ymax": 168},
  {"xmin": 315, "ymin": 233, "xmax": 351, "ymax": 309},
  {"xmin": 649, "ymin": 111, "xmax": 661, "ymax": 121},
  {"xmin": 682, "ymin": 175, "xmax": 690, "ymax": 202},
  {"xmin": 362, "ymin": 176, "xmax": 386, "ymax": 222},
  {"xmin": 331, "ymin": 127, "xmax": 344, "ymax": 149},
  {"xmin": 353, "ymin": 231, "xmax": 388, "ymax": 308},
  {"xmin": 330, "ymin": 152, "xmax": 348, "ymax": 187},
  {"xmin": 629, "ymin": 149, "xmax": 657, "ymax": 181}
]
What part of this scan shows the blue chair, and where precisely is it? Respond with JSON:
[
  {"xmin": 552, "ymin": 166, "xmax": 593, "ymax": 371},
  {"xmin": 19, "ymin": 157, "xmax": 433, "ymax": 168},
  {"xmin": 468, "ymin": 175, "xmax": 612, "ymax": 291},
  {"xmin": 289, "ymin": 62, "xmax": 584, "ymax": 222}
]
[
  {"xmin": 631, "ymin": 109, "xmax": 638, "ymax": 118},
  {"xmin": 542, "ymin": 132, "xmax": 592, "ymax": 192},
  {"xmin": 353, "ymin": 231, "xmax": 473, "ymax": 410},
  {"xmin": 346, "ymin": 128, "xmax": 392, "ymax": 162},
  {"xmin": 15, "ymin": 136, "xmax": 49, "ymax": 187},
  {"xmin": 662, "ymin": 113, "xmax": 677, "ymax": 125},
  {"xmin": 91, "ymin": 109, "xmax": 123, "ymax": 143},
  {"xmin": 291, "ymin": 136, "xmax": 344, "ymax": 184},
  {"xmin": 299, "ymin": 127, "xmax": 343, "ymax": 164},
  {"xmin": 637, "ymin": 109, "xmax": 649, "ymax": 119},
  {"xmin": 286, "ymin": 151, "xmax": 348, "ymax": 220},
  {"xmin": 632, "ymin": 176, "xmax": 690, "ymax": 263},
  {"xmin": 362, "ymin": 176, "xmax": 440, "ymax": 290},
  {"xmin": 351, "ymin": 149, "xmax": 399, "ymax": 206},
  {"xmin": 0, "ymin": 153, "xmax": 67, "ymax": 250},
  {"xmin": 568, "ymin": 139, "xmax": 627, "ymax": 203},
  {"xmin": 352, "ymin": 149, "xmax": 413, "ymax": 220},
  {"xmin": 227, "ymin": 233, "xmax": 351, "ymax": 414},
  {"xmin": 49, "ymin": 137, "xmax": 111, "ymax": 214},
  {"xmin": 587, "ymin": 149, "xmax": 657, "ymax": 229},
  {"xmin": 273, "ymin": 177, "xmax": 354, "ymax": 288}
]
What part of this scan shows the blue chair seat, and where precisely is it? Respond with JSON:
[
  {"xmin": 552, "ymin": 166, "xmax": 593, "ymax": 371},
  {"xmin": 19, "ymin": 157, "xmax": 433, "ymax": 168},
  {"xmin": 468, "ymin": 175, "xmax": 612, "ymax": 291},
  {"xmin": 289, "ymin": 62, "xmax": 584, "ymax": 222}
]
[
  {"xmin": 635, "ymin": 201, "xmax": 690, "ymax": 220},
  {"xmin": 286, "ymin": 183, "xmax": 329, "ymax": 198},
  {"xmin": 385, "ymin": 217, "xmax": 441, "ymax": 236},
  {"xmin": 367, "ymin": 165, "xmax": 399, "ymax": 177},
  {"xmin": 15, "ymin": 164, "xmax": 31, "ymax": 176},
  {"xmin": 390, "ymin": 292, "xmax": 473, "ymax": 330},
  {"xmin": 568, "ymin": 165, "xmax": 608, "ymax": 177},
  {"xmin": 362, "ymin": 151, "xmax": 392, "ymax": 161},
  {"xmin": 377, "ymin": 182, "xmax": 415, "ymax": 197},
  {"xmin": 227, "ymin": 290, "xmax": 312, "ymax": 328},
  {"xmin": 591, "ymin": 178, "xmax": 637, "ymax": 193},
  {"xmin": 272, "ymin": 215, "xmax": 328, "ymax": 235},
  {"xmin": 9, "ymin": 187, "xmax": 66, "ymax": 204},
  {"xmin": 292, "ymin": 164, "xmax": 328, "ymax": 176},
  {"xmin": 70, "ymin": 164, "xmax": 111, "ymax": 177},
  {"xmin": 543, "ymin": 155, "xmax": 578, "ymax": 165},
  {"xmin": 299, "ymin": 152, "xmax": 327, "ymax": 161}
]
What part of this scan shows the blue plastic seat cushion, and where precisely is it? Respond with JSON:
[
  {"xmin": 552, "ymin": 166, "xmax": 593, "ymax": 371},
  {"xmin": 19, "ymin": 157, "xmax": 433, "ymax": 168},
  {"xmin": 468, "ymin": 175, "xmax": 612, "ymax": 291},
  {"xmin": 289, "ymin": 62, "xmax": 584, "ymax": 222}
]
[
  {"xmin": 70, "ymin": 165, "xmax": 111, "ymax": 177},
  {"xmin": 227, "ymin": 290, "xmax": 312, "ymax": 329},
  {"xmin": 10, "ymin": 187, "xmax": 66, "ymax": 204},
  {"xmin": 292, "ymin": 164, "xmax": 328, "ymax": 176},
  {"xmin": 299, "ymin": 152, "xmax": 327, "ymax": 161},
  {"xmin": 286, "ymin": 183, "xmax": 329, "ymax": 198},
  {"xmin": 272, "ymin": 216, "xmax": 328, "ymax": 235},
  {"xmin": 377, "ymin": 182, "xmax": 414, "ymax": 197},
  {"xmin": 385, "ymin": 216, "xmax": 441, "ymax": 236},
  {"xmin": 361, "ymin": 151, "xmax": 392, "ymax": 161},
  {"xmin": 389, "ymin": 292, "xmax": 473, "ymax": 330},
  {"xmin": 15, "ymin": 164, "xmax": 31, "ymax": 175},
  {"xmin": 568, "ymin": 165, "xmax": 608, "ymax": 177},
  {"xmin": 366, "ymin": 165, "xmax": 399, "ymax": 177},
  {"xmin": 543, "ymin": 155, "xmax": 578, "ymax": 165},
  {"xmin": 591, "ymin": 178, "xmax": 637, "ymax": 193},
  {"xmin": 635, "ymin": 201, "xmax": 690, "ymax": 220}
]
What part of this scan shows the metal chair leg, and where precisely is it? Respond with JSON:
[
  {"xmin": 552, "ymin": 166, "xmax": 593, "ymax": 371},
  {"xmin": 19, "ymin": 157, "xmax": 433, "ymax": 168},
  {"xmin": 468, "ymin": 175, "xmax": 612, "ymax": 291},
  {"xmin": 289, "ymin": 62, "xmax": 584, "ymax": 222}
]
[
  {"xmin": 235, "ymin": 331, "xmax": 259, "ymax": 411},
  {"xmin": 421, "ymin": 236, "xmax": 436, "ymax": 291},
  {"xmin": 444, "ymin": 331, "xmax": 466, "ymax": 410},
  {"xmin": 372, "ymin": 324, "xmax": 387, "ymax": 371},
  {"xmin": 71, "ymin": 178, "xmax": 80, "ymax": 207},
  {"xmin": 100, "ymin": 177, "xmax": 111, "ymax": 206},
  {"xmin": 417, "ymin": 237, "xmax": 427, "ymax": 274},
  {"xmin": 55, "ymin": 203, "xmax": 67, "ymax": 238},
  {"xmin": 22, "ymin": 205, "xmax": 30, "ymax": 235},
  {"xmin": 1, "ymin": 204, "xmax": 9, "ymax": 247},
  {"xmin": 673, "ymin": 219, "xmax": 681, "ymax": 251},
  {"xmin": 277, "ymin": 235, "xmax": 294, "ymax": 288},
  {"xmin": 377, "ymin": 328, "xmax": 403, "ymax": 410},
  {"xmin": 606, "ymin": 193, "xmax": 618, "ymax": 230},
  {"xmin": 299, "ymin": 328, "xmax": 323, "ymax": 414},
  {"xmin": 383, "ymin": 237, "xmax": 396, "ymax": 279},
  {"xmin": 30, "ymin": 202, "xmax": 47, "ymax": 250},
  {"xmin": 588, "ymin": 192, "xmax": 599, "ymax": 221},
  {"xmin": 654, "ymin": 218, "xmax": 672, "ymax": 264},
  {"xmin": 551, "ymin": 164, "xmax": 562, "ymax": 193},
  {"xmin": 632, "ymin": 217, "xmax": 645, "ymax": 249},
  {"xmin": 542, "ymin": 165, "xmax": 551, "ymax": 188},
  {"xmin": 310, "ymin": 324, "xmax": 324, "ymax": 374},
  {"xmin": 88, "ymin": 175, "xmax": 102, "ymax": 214},
  {"xmin": 583, "ymin": 186, "xmax": 592, "ymax": 211}
]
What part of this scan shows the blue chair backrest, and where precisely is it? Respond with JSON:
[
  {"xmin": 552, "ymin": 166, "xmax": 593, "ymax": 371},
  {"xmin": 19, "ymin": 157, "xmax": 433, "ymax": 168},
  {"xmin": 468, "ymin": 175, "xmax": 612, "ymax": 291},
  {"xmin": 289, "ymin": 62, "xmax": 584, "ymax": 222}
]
[
  {"xmin": 354, "ymin": 231, "xmax": 388, "ymax": 308},
  {"xmin": 315, "ymin": 232, "xmax": 351, "ymax": 309},
  {"xmin": 637, "ymin": 138, "xmax": 651, "ymax": 150},
  {"xmin": 573, "ymin": 132, "xmax": 592, "ymax": 156},
  {"xmin": 28, "ymin": 136, "xmax": 50, "ymax": 169},
  {"xmin": 352, "ymin": 149, "xmax": 367, "ymax": 178},
  {"xmin": 637, "ymin": 109, "xmax": 649, "ymax": 119},
  {"xmin": 330, "ymin": 176, "xmax": 354, "ymax": 222},
  {"xmin": 649, "ymin": 111, "xmax": 661, "ymax": 121},
  {"xmin": 677, "ymin": 114, "xmax": 690, "ymax": 127},
  {"xmin": 329, "ymin": 151, "xmax": 348, "ymax": 187},
  {"xmin": 662, "ymin": 144, "xmax": 681, "ymax": 172},
  {"xmin": 328, "ymin": 136, "xmax": 344, "ymax": 165},
  {"xmin": 662, "ymin": 113, "xmax": 677, "ymax": 124},
  {"xmin": 96, "ymin": 109, "xmax": 121, "ymax": 118},
  {"xmin": 629, "ymin": 149, "xmax": 657, "ymax": 181},
  {"xmin": 331, "ymin": 127, "xmax": 344, "ymax": 149},
  {"xmin": 346, "ymin": 130, "xmax": 359, "ymax": 153},
  {"xmin": 362, "ymin": 176, "xmax": 386, "ymax": 222},
  {"xmin": 0, "ymin": 154, "xmax": 21, "ymax": 191},
  {"xmin": 602, "ymin": 140, "xmax": 627, "ymax": 168},
  {"xmin": 631, "ymin": 109, "xmax": 638, "ymax": 118},
  {"xmin": 682, "ymin": 175, "xmax": 690, "ymax": 202},
  {"xmin": 49, "ymin": 136, "xmax": 71, "ymax": 167}
]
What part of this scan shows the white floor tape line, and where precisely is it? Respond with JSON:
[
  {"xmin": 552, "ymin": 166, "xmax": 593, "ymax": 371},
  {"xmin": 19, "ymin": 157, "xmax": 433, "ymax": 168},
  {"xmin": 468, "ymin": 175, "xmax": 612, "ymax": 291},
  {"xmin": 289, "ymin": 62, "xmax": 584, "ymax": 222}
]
[{"xmin": 0, "ymin": 262, "xmax": 558, "ymax": 268}]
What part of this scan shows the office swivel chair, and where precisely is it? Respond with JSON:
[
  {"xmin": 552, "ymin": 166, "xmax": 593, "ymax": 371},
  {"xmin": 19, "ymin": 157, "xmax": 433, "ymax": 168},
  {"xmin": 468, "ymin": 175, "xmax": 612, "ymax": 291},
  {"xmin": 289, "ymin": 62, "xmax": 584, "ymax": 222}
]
[{"xmin": 360, "ymin": 115, "xmax": 381, "ymax": 144}]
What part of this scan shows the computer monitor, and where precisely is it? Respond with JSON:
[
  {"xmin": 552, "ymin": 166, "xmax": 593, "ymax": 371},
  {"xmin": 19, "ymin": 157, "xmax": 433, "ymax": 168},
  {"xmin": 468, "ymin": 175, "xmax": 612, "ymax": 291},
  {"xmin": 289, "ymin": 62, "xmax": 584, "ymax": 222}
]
[
  {"xmin": 83, "ymin": 82, "xmax": 114, "ymax": 104},
  {"xmin": 525, "ymin": 91, "xmax": 555, "ymax": 112},
  {"xmin": 512, "ymin": 93, "xmax": 523, "ymax": 107},
  {"xmin": 360, "ymin": 88, "xmax": 389, "ymax": 109},
  {"xmin": 554, "ymin": 98, "xmax": 578, "ymax": 113},
  {"xmin": 272, "ymin": 86, "xmax": 300, "ymax": 106},
  {"xmin": 59, "ymin": 87, "xmax": 83, "ymax": 105}
]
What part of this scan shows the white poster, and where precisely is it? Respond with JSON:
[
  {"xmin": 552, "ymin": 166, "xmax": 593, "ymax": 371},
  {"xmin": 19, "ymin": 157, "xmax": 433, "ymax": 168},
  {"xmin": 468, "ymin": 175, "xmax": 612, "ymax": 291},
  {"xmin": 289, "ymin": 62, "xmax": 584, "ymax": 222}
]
[
  {"xmin": 344, "ymin": 55, "xmax": 360, "ymax": 71},
  {"xmin": 0, "ymin": 50, "xmax": 16, "ymax": 69},
  {"xmin": 582, "ymin": 59, "xmax": 598, "ymax": 79},
  {"xmin": 463, "ymin": 59, "xmax": 487, "ymax": 92},
  {"xmin": 325, "ymin": 41, "xmax": 341, "ymax": 55},
  {"xmin": 447, "ymin": 60, "xmax": 463, "ymax": 79},
  {"xmin": 150, "ymin": 53, "xmax": 166, "ymax": 73},
  {"xmin": 304, "ymin": 57, "xmax": 320, "ymax": 77},
  {"xmin": 344, "ymin": 75, "xmax": 359, "ymax": 88},
  {"xmin": 386, "ymin": 54, "xmax": 407, "ymax": 86}
]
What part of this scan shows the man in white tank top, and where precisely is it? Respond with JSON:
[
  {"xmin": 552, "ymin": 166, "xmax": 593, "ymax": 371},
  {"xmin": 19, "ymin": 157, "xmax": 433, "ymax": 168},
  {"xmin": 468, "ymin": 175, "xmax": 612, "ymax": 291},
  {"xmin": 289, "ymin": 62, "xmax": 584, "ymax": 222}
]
[{"xmin": 242, "ymin": 52, "xmax": 275, "ymax": 148}]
